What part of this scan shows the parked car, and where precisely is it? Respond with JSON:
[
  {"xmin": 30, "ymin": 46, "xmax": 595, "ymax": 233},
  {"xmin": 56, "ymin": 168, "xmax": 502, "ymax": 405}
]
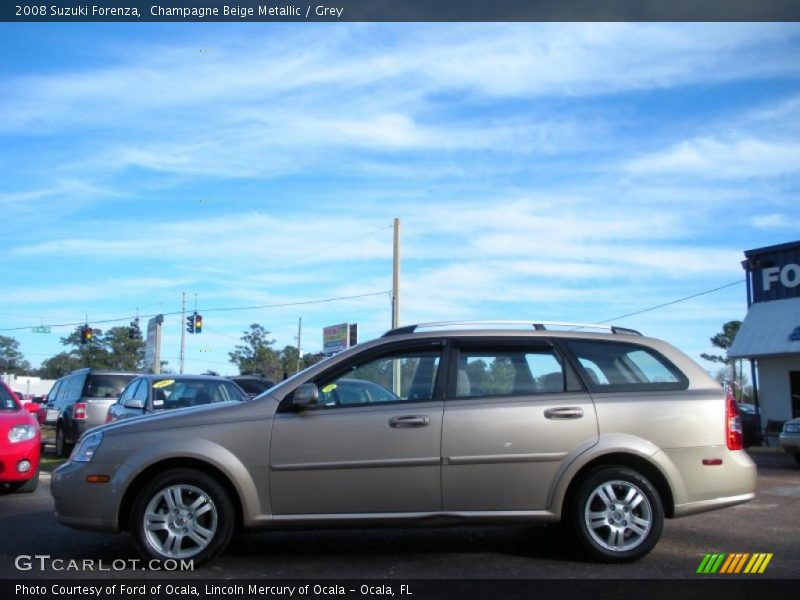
[
  {"xmin": 52, "ymin": 321, "xmax": 756, "ymax": 566},
  {"xmin": 107, "ymin": 375, "xmax": 249, "ymax": 423},
  {"xmin": 0, "ymin": 380, "xmax": 40, "ymax": 493},
  {"xmin": 42, "ymin": 369, "xmax": 137, "ymax": 457},
  {"xmin": 779, "ymin": 418, "xmax": 800, "ymax": 466},
  {"xmin": 736, "ymin": 403, "xmax": 762, "ymax": 447},
  {"xmin": 228, "ymin": 375, "xmax": 275, "ymax": 399}
]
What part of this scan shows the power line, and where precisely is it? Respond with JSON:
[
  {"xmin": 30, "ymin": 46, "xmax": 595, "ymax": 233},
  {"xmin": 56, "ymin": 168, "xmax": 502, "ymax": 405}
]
[
  {"xmin": 597, "ymin": 279, "xmax": 745, "ymax": 324},
  {"xmin": 0, "ymin": 290, "xmax": 391, "ymax": 332}
]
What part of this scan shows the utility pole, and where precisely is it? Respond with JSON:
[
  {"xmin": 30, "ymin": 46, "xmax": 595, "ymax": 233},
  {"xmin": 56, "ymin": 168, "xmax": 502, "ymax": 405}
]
[
  {"xmin": 392, "ymin": 217, "xmax": 401, "ymax": 328},
  {"xmin": 392, "ymin": 218, "xmax": 401, "ymax": 395},
  {"xmin": 296, "ymin": 317, "xmax": 302, "ymax": 374},
  {"xmin": 179, "ymin": 292, "xmax": 186, "ymax": 374}
]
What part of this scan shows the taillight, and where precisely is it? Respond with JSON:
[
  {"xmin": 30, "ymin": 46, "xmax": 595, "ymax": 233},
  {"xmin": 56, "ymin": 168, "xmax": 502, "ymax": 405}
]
[
  {"xmin": 726, "ymin": 390, "xmax": 743, "ymax": 450},
  {"xmin": 105, "ymin": 413, "xmax": 113, "ymax": 423},
  {"xmin": 74, "ymin": 402, "xmax": 87, "ymax": 420}
]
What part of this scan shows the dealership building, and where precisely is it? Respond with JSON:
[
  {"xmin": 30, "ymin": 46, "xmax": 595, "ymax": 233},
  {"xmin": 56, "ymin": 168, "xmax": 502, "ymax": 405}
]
[{"xmin": 729, "ymin": 240, "xmax": 800, "ymax": 433}]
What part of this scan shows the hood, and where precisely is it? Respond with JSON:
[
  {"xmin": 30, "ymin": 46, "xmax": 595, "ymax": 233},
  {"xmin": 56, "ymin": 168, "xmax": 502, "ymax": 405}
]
[{"xmin": 93, "ymin": 393, "xmax": 279, "ymax": 437}]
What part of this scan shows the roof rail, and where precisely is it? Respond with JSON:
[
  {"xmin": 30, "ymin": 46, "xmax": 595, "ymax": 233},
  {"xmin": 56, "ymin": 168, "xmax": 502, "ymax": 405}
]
[{"xmin": 382, "ymin": 321, "xmax": 642, "ymax": 337}]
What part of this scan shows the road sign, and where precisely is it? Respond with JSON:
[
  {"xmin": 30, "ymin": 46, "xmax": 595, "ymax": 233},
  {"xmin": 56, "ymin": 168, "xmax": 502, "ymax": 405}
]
[{"xmin": 31, "ymin": 326, "xmax": 51, "ymax": 333}]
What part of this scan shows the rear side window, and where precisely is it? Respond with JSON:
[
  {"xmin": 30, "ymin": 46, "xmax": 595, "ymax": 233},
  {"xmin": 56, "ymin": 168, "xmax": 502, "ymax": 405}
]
[
  {"xmin": 83, "ymin": 374, "xmax": 135, "ymax": 399},
  {"xmin": 565, "ymin": 340, "xmax": 688, "ymax": 392},
  {"xmin": 453, "ymin": 345, "xmax": 577, "ymax": 398}
]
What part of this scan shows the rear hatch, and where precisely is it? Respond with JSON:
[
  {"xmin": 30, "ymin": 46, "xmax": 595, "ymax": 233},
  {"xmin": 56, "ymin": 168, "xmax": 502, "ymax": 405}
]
[{"xmin": 81, "ymin": 373, "xmax": 136, "ymax": 428}]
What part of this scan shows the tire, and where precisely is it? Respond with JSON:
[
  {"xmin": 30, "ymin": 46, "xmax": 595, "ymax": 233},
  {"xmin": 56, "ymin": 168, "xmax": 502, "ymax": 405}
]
[
  {"xmin": 794, "ymin": 453, "xmax": 800, "ymax": 467},
  {"xmin": 568, "ymin": 466, "xmax": 664, "ymax": 563},
  {"xmin": 55, "ymin": 425, "xmax": 72, "ymax": 458},
  {"xmin": 130, "ymin": 469, "xmax": 234, "ymax": 567},
  {"xmin": 10, "ymin": 471, "xmax": 39, "ymax": 494}
]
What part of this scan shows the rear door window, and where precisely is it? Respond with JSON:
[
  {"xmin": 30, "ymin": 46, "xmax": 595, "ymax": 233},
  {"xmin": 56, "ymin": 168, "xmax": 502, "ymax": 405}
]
[
  {"xmin": 565, "ymin": 340, "xmax": 688, "ymax": 392},
  {"xmin": 452, "ymin": 344, "xmax": 578, "ymax": 399}
]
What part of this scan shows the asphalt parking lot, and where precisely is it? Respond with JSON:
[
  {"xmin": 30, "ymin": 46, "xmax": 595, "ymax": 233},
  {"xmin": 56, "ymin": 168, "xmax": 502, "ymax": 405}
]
[{"xmin": 1, "ymin": 450, "xmax": 798, "ymax": 580}]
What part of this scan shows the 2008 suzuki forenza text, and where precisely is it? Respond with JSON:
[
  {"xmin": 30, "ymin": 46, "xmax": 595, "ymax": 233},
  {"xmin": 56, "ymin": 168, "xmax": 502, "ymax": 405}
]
[{"xmin": 52, "ymin": 322, "xmax": 757, "ymax": 565}]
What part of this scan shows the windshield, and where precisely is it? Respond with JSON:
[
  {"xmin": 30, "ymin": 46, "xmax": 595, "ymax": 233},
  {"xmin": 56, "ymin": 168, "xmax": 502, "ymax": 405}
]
[
  {"xmin": 151, "ymin": 378, "xmax": 246, "ymax": 409},
  {"xmin": 0, "ymin": 385, "xmax": 20, "ymax": 410},
  {"xmin": 232, "ymin": 378, "xmax": 273, "ymax": 395}
]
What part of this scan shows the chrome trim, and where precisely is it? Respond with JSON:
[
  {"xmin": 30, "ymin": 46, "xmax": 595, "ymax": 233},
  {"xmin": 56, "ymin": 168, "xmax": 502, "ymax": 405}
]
[
  {"xmin": 271, "ymin": 456, "xmax": 441, "ymax": 472},
  {"xmin": 445, "ymin": 452, "xmax": 567, "ymax": 465}
]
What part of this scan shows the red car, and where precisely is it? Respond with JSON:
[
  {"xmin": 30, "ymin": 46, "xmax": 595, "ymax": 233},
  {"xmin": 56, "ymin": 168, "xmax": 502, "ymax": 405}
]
[{"xmin": 0, "ymin": 381, "xmax": 40, "ymax": 493}]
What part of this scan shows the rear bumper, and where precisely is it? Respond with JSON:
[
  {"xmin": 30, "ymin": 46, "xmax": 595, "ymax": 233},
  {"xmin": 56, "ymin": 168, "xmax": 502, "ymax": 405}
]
[
  {"xmin": 673, "ymin": 492, "xmax": 755, "ymax": 518},
  {"xmin": 657, "ymin": 446, "xmax": 757, "ymax": 517}
]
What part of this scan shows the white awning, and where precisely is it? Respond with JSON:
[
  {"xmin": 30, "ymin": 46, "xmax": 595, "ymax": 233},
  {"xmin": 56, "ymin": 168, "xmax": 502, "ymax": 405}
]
[{"xmin": 729, "ymin": 297, "xmax": 800, "ymax": 359}]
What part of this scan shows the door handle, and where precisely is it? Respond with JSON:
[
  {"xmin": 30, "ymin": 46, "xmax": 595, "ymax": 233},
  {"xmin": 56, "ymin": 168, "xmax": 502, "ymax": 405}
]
[
  {"xmin": 544, "ymin": 407, "xmax": 584, "ymax": 420},
  {"xmin": 388, "ymin": 415, "xmax": 431, "ymax": 428}
]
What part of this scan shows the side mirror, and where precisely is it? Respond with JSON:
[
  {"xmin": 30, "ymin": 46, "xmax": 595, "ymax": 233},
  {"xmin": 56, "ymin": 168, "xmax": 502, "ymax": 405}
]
[
  {"xmin": 293, "ymin": 383, "xmax": 319, "ymax": 409},
  {"xmin": 123, "ymin": 398, "xmax": 146, "ymax": 410}
]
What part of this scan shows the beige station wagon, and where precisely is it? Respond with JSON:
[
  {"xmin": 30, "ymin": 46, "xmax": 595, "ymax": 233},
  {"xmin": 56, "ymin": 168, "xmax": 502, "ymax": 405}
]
[{"xmin": 52, "ymin": 322, "xmax": 757, "ymax": 565}]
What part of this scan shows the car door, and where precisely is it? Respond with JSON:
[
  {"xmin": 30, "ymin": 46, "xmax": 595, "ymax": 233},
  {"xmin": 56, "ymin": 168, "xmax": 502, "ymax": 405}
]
[
  {"xmin": 270, "ymin": 341, "xmax": 446, "ymax": 516},
  {"xmin": 441, "ymin": 338, "xmax": 598, "ymax": 511}
]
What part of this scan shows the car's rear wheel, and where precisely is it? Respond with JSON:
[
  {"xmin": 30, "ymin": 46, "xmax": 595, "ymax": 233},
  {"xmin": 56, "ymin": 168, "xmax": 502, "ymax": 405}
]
[
  {"xmin": 130, "ymin": 469, "xmax": 234, "ymax": 567},
  {"xmin": 10, "ymin": 471, "xmax": 39, "ymax": 494},
  {"xmin": 55, "ymin": 425, "xmax": 72, "ymax": 458},
  {"xmin": 569, "ymin": 466, "xmax": 664, "ymax": 562}
]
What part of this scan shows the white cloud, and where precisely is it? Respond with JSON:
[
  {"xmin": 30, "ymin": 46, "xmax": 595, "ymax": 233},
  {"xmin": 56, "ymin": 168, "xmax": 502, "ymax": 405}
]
[{"xmin": 627, "ymin": 136, "xmax": 800, "ymax": 179}]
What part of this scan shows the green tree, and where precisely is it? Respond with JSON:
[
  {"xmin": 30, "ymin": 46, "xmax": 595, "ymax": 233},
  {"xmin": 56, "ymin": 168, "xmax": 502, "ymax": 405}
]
[
  {"xmin": 42, "ymin": 325, "xmax": 145, "ymax": 374},
  {"xmin": 700, "ymin": 321, "xmax": 741, "ymax": 364},
  {"xmin": 229, "ymin": 324, "xmax": 281, "ymax": 380},
  {"xmin": 0, "ymin": 335, "xmax": 33, "ymax": 374},
  {"xmin": 38, "ymin": 352, "xmax": 81, "ymax": 379},
  {"xmin": 702, "ymin": 321, "xmax": 751, "ymax": 401}
]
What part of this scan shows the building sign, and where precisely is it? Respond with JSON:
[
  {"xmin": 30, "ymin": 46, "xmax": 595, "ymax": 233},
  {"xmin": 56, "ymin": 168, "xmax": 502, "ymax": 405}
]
[
  {"xmin": 323, "ymin": 323, "xmax": 353, "ymax": 354},
  {"xmin": 144, "ymin": 314, "xmax": 164, "ymax": 373},
  {"xmin": 744, "ymin": 241, "xmax": 800, "ymax": 304}
]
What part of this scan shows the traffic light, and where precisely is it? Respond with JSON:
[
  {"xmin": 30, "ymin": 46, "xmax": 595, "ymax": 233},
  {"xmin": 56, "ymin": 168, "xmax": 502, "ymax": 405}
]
[
  {"xmin": 81, "ymin": 325, "xmax": 93, "ymax": 344},
  {"xmin": 186, "ymin": 314, "xmax": 195, "ymax": 334},
  {"xmin": 128, "ymin": 318, "xmax": 141, "ymax": 340},
  {"xmin": 194, "ymin": 313, "xmax": 202, "ymax": 334}
]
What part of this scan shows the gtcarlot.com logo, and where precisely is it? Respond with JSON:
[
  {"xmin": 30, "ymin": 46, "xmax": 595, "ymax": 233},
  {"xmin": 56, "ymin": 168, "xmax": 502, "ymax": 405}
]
[{"xmin": 696, "ymin": 552, "xmax": 773, "ymax": 574}]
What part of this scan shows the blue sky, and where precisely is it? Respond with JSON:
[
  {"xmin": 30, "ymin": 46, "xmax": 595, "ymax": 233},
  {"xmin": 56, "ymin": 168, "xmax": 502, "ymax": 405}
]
[{"xmin": 1, "ymin": 22, "xmax": 799, "ymax": 376}]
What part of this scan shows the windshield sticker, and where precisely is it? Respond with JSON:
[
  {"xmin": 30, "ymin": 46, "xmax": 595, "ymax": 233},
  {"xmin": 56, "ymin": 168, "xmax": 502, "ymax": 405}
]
[
  {"xmin": 321, "ymin": 384, "xmax": 337, "ymax": 394},
  {"xmin": 153, "ymin": 380, "xmax": 175, "ymax": 389},
  {"xmin": 153, "ymin": 399, "xmax": 164, "ymax": 406}
]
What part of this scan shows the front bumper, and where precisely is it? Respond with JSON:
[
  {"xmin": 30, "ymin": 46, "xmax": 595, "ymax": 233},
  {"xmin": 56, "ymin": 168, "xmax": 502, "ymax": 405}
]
[
  {"xmin": 51, "ymin": 460, "xmax": 130, "ymax": 532},
  {"xmin": 779, "ymin": 432, "xmax": 800, "ymax": 454},
  {"xmin": 0, "ymin": 437, "xmax": 40, "ymax": 483}
]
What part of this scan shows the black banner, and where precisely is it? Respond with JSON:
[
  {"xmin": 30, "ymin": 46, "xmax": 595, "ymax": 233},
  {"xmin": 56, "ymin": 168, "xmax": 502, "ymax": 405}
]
[
  {"xmin": 3, "ymin": 579, "xmax": 799, "ymax": 600},
  {"xmin": 3, "ymin": 0, "xmax": 800, "ymax": 23}
]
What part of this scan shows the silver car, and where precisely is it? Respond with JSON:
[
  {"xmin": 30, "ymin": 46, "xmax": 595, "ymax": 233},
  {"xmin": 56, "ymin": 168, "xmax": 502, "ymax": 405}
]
[
  {"xmin": 52, "ymin": 322, "xmax": 756, "ymax": 565},
  {"xmin": 779, "ymin": 418, "xmax": 800, "ymax": 465}
]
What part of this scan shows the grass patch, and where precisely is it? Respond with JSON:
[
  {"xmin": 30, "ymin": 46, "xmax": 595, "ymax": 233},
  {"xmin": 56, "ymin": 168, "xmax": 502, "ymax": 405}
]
[{"xmin": 39, "ymin": 455, "xmax": 68, "ymax": 472}]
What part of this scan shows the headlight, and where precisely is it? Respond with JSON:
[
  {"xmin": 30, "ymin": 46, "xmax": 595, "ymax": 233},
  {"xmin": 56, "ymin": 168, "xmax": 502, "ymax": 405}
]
[
  {"xmin": 784, "ymin": 423, "xmax": 800, "ymax": 434},
  {"xmin": 71, "ymin": 431, "xmax": 103, "ymax": 462},
  {"xmin": 8, "ymin": 424, "xmax": 37, "ymax": 443}
]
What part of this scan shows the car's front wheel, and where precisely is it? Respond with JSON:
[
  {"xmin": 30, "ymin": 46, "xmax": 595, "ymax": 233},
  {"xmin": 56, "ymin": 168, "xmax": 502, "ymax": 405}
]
[
  {"xmin": 130, "ymin": 469, "xmax": 234, "ymax": 566},
  {"xmin": 569, "ymin": 466, "xmax": 664, "ymax": 562}
]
